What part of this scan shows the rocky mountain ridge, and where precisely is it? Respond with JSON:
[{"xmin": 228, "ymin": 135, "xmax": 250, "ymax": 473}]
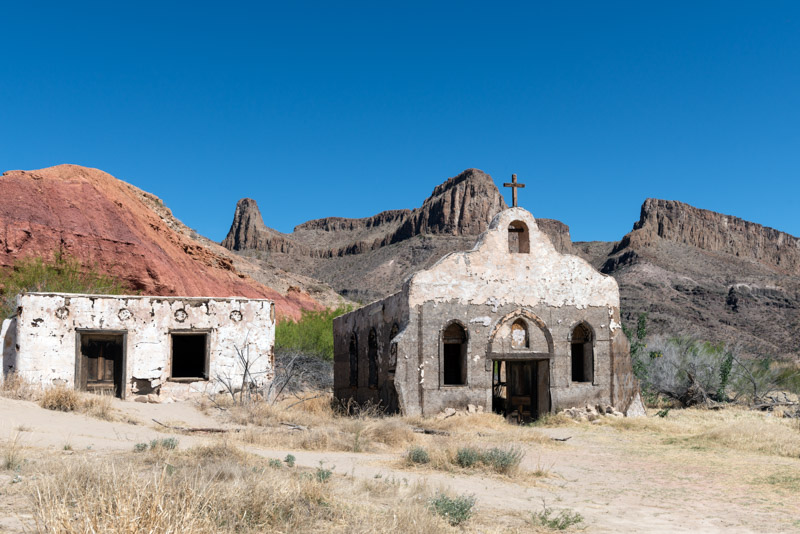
[{"xmin": 224, "ymin": 172, "xmax": 799, "ymax": 358}]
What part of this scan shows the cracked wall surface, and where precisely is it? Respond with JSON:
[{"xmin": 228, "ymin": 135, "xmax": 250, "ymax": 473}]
[
  {"xmin": 6, "ymin": 293, "xmax": 275, "ymax": 400},
  {"xmin": 334, "ymin": 208, "xmax": 638, "ymax": 417}
]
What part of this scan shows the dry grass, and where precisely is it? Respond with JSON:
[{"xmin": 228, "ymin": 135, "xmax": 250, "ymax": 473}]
[
  {"xmin": 39, "ymin": 386, "xmax": 81, "ymax": 412},
  {"xmin": 38, "ymin": 385, "xmax": 118, "ymax": 421},
  {"xmin": 230, "ymin": 393, "xmax": 418, "ymax": 453},
  {"xmin": 1, "ymin": 372, "xmax": 38, "ymax": 400},
  {"xmin": 27, "ymin": 442, "xmax": 467, "ymax": 534},
  {"xmin": 2, "ymin": 376, "xmax": 119, "ymax": 421},
  {"xmin": 3, "ymin": 431, "xmax": 24, "ymax": 470},
  {"xmin": 591, "ymin": 406, "xmax": 800, "ymax": 458}
]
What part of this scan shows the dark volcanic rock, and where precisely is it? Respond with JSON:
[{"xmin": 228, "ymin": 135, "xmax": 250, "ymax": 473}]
[{"xmin": 222, "ymin": 169, "xmax": 574, "ymax": 303}]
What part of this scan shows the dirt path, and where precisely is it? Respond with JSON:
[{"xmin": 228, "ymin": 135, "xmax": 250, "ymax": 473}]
[{"xmin": 1, "ymin": 398, "xmax": 798, "ymax": 533}]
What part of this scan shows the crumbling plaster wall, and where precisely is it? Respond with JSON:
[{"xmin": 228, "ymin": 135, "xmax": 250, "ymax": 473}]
[
  {"xmin": 397, "ymin": 208, "xmax": 633, "ymax": 416},
  {"xmin": 12, "ymin": 293, "xmax": 275, "ymax": 400},
  {"xmin": 333, "ymin": 291, "xmax": 407, "ymax": 410},
  {"xmin": 334, "ymin": 208, "xmax": 639, "ymax": 417}
]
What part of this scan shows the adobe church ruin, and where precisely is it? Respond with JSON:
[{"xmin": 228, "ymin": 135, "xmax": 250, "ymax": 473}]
[
  {"xmin": 333, "ymin": 199, "xmax": 640, "ymax": 421},
  {"xmin": 2, "ymin": 293, "xmax": 275, "ymax": 401}
]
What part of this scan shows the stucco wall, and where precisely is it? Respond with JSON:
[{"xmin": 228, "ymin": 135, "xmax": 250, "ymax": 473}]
[
  {"xmin": 333, "ymin": 292, "xmax": 407, "ymax": 411},
  {"xmin": 12, "ymin": 293, "xmax": 275, "ymax": 400},
  {"xmin": 334, "ymin": 207, "xmax": 638, "ymax": 417}
]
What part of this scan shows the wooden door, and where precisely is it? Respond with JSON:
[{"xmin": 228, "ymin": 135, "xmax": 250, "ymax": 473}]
[
  {"xmin": 81, "ymin": 335, "xmax": 123, "ymax": 397},
  {"xmin": 507, "ymin": 361, "xmax": 537, "ymax": 423}
]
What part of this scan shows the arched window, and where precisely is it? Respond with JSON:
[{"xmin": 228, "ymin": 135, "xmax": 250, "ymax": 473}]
[
  {"xmin": 368, "ymin": 328, "xmax": 378, "ymax": 388},
  {"xmin": 508, "ymin": 220, "xmax": 530, "ymax": 253},
  {"xmin": 348, "ymin": 333, "xmax": 359, "ymax": 387},
  {"xmin": 388, "ymin": 323, "xmax": 399, "ymax": 369},
  {"xmin": 510, "ymin": 319, "xmax": 529, "ymax": 349},
  {"xmin": 442, "ymin": 323, "xmax": 467, "ymax": 385},
  {"xmin": 571, "ymin": 324, "xmax": 594, "ymax": 383}
]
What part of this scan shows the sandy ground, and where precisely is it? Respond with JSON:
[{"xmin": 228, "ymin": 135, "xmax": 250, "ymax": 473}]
[{"xmin": 1, "ymin": 397, "xmax": 799, "ymax": 533}]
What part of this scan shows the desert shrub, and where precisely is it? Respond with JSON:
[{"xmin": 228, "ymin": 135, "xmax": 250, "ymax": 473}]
[
  {"xmin": 315, "ymin": 463, "xmax": 334, "ymax": 482},
  {"xmin": 0, "ymin": 251, "xmax": 130, "ymax": 318},
  {"xmin": 284, "ymin": 454, "xmax": 296, "ymax": 467},
  {"xmin": 149, "ymin": 437, "xmax": 179, "ymax": 451},
  {"xmin": 268, "ymin": 459, "xmax": 283, "ymax": 469},
  {"xmin": 133, "ymin": 443, "xmax": 148, "ymax": 453},
  {"xmin": 640, "ymin": 335, "xmax": 800, "ymax": 405},
  {"xmin": 481, "ymin": 447, "xmax": 524, "ymax": 474},
  {"xmin": 275, "ymin": 305, "xmax": 352, "ymax": 360},
  {"xmin": 455, "ymin": 446, "xmax": 481, "ymax": 468},
  {"xmin": 39, "ymin": 385, "xmax": 80, "ymax": 412},
  {"xmin": 407, "ymin": 446, "xmax": 430, "ymax": 464},
  {"xmin": 428, "ymin": 492, "xmax": 475, "ymax": 526},
  {"xmin": 531, "ymin": 502, "xmax": 584, "ymax": 530},
  {"xmin": 454, "ymin": 446, "xmax": 524, "ymax": 474}
]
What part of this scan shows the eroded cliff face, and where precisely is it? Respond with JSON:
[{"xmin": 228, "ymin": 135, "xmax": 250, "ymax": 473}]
[
  {"xmin": 591, "ymin": 198, "xmax": 800, "ymax": 358},
  {"xmin": 607, "ymin": 198, "xmax": 800, "ymax": 275},
  {"xmin": 0, "ymin": 165, "xmax": 322, "ymax": 319},
  {"xmin": 222, "ymin": 168, "xmax": 573, "ymax": 259},
  {"xmin": 221, "ymin": 169, "xmax": 574, "ymax": 303}
]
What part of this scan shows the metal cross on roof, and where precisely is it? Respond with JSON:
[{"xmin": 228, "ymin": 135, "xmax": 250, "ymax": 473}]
[{"xmin": 503, "ymin": 173, "xmax": 525, "ymax": 207}]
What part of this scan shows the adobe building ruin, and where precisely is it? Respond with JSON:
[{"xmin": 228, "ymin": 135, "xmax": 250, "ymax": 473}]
[
  {"xmin": 333, "ymin": 207, "xmax": 640, "ymax": 421},
  {"xmin": 1, "ymin": 293, "xmax": 275, "ymax": 401}
]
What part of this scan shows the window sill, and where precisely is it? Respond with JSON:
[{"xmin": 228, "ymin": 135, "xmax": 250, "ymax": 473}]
[{"xmin": 168, "ymin": 377, "xmax": 208, "ymax": 383}]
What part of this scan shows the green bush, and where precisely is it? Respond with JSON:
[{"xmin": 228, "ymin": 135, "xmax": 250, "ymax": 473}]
[
  {"xmin": 455, "ymin": 446, "xmax": 524, "ymax": 473},
  {"xmin": 268, "ymin": 458, "xmax": 282, "ymax": 469},
  {"xmin": 406, "ymin": 446, "xmax": 430, "ymax": 464},
  {"xmin": 283, "ymin": 454, "xmax": 296, "ymax": 467},
  {"xmin": 456, "ymin": 447, "xmax": 481, "ymax": 468},
  {"xmin": 531, "ymin": 503, "xmax": 584, "ymax": 530},
  {"xmin": 0, "ymin": 252, "xmax": 130, "ymax": 318},
  {"xmin": 428, "ymin": 492, "xmax": 475, "ymax": 526},
  {"xmin": 133, "ymin": 443, "xmax": 148, "ymax": 453},
  {"xmin": 481, "ymin": 447, "xmax": 524, "ymax": 474},
  {"xmin": 275, "ymin": 305, "xmax": 353, "ymax": 360},
  {"xmin": 149, "ymin": 438, "xmax": 179, "ymax": 451}
]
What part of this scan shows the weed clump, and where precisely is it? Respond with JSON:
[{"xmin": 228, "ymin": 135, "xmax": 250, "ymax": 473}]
[
  {"xmin": 39, "ymin": 386, "xmax": 80, "ymax": 412},
  {"xmin": 428, "ymin": 491, "xmax": 475, "ymax": 526},
  {"xmin": 407, "ymin": 446, "xmax": 430, "ymax": 464},
  {"xmin": 531, "ymin": 502, "xmax": 584, "ymax": 530},
  {"xmin": 455, "ymin": 446, "xmax": 524, "ymax": 474}
]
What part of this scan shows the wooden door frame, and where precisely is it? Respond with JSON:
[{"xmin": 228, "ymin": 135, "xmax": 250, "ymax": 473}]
[{"xmin": 75, "ymin": 330, "xmax": 128, "ymax": 399}]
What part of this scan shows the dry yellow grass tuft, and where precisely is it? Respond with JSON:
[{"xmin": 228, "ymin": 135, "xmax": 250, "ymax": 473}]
[
  {"xmin": 29, "ymin": 443, "xmax": 464, "ymax": 534},
  {"xmin": 599, "ymin": 405, "xmax": 800, "ymax": 458},
  {"xmin": 39, "ymin": 385, "xmax": 80, "ymax": 412}
]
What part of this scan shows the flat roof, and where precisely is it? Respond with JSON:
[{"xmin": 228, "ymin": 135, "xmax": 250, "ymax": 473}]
[{"xmin": 20, "ymin": 292, "xmax": 273, "ymax": 303}]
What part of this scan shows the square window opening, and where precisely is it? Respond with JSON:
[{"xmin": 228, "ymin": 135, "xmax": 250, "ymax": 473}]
[{"xmin": 171, "ymin": 333, "xmax": 208, "ymax": 380}]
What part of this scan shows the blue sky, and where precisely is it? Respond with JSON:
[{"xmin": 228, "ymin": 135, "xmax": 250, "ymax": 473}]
[{"xmin": 2, "ymin": 2, "xmax": 798, "ymax": 242}]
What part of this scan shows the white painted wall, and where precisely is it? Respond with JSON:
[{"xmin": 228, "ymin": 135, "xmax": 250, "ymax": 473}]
[
  {"xmin": 407, "ymin": 207, "xmax": 620, "ymax": 313},
  {"xmin": 12, "ymin": 293, "xmax": 275, "ymax": 400}
]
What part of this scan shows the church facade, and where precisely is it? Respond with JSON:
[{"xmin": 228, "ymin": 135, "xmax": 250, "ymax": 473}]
[{"xmin": 333, "ymin": 207, "xmax": 640, "ymax": 420}]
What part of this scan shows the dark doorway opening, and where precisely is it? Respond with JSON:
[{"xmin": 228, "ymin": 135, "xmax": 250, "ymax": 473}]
[
  {"xmin": 442, "ymin": 323, "xmax": 467, "ymax": 385},
  {"xmin": 171, "ymin": 333, "xmax": 208, "ymax": 380},
  {"xmin": 80, "ymin": 333, "xmax": 124, "ymax": 398},
  {"xmin": 571, "ymin": 324, "xmax": 594, "ymax": 383},
  {"xmin": 492, "ymin": 359, "xmax": 550, "ymax": 423}
]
